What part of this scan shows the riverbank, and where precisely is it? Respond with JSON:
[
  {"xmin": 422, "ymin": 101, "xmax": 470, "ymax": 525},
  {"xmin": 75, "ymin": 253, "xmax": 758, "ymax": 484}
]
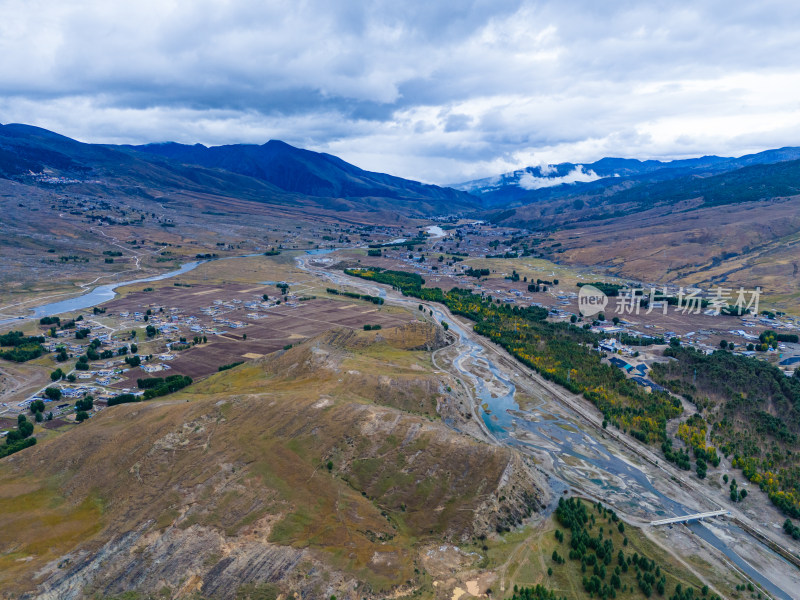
[{"xmin": 308, "ymin": 259, "xmax": 798, "ymax": 600}]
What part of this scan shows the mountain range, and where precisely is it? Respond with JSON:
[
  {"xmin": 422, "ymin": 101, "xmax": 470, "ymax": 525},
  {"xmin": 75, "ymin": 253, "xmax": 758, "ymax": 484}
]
[
  {"xmin": 453, "ymin": 147, "xmax": 800, "ymax": 207},
  {"xmin": 129, "ymin": 139, "xmax": 469, "ymax": 207},
  {"xmin": 0, "ymin": 123, "xmax": 478, "ymax": 217},
  {"xmin": 3, "ymin": 122, "xmax": 800, "ymax": 222}
]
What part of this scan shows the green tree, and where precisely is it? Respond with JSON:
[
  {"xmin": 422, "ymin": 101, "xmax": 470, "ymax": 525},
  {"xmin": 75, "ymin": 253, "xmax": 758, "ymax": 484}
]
[
  {"xmin": 44, "ymin": 387, "xmax": 62, "ymax": 401},
  {"xmin": 75, "ymin": 396, "xmax": 94, "ymax": 411},
  {"xmin": 17, "ymin": 416, "xmax": 34, "ymax": 438},
  {"xmin": 696, "ymin": 457, "xmax": 707, "ymax": 479}
]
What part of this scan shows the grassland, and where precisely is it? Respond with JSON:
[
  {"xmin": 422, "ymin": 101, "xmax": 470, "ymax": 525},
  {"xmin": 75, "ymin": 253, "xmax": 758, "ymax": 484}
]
[
  {"xmin": 0, "ymin": 322, "xmax": 543, "ymax": 599},
  {"xmin": 0, "ymin": 474, "xmax": 105, "ymax": 579}
]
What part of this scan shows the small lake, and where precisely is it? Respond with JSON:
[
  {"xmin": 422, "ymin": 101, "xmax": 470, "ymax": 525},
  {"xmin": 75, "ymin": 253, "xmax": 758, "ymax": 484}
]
[{"xmin": 426, "ymin": 225, "xmax": 446, "ymax": 237}]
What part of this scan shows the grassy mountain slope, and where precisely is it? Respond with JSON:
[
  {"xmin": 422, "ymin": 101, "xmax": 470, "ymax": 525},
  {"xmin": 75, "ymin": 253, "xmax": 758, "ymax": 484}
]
[
  {"xmin": 0, "ymin": 123, "xmax": 478, "ymax": 216},
  {"xmin": 0, "ymin": 323, "xmax": 546, "ymax": 599},
  {"xmin": 488, "ymin": 159, "xmax": 800, "ymax": 310},
  {"xmin": 131, "ymin": 140, "xmax": 478, "ymax": 210},
  {"xmin": 491, "ymin": 158, "xmax": 800, "ymax": 230},
  {"xmin": 652, "ymin": 346, "xmax": 800, "ymax": 518},
  {"xmin": 0, "ymin": 123, "xmax": 307, "ymax": 205}
]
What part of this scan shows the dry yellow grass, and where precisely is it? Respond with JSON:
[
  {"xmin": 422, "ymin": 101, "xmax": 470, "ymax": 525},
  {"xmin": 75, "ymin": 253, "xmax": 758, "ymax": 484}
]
[{"xmin": 0, "ymin": 323, "xmax": 523, "ymax": 598}]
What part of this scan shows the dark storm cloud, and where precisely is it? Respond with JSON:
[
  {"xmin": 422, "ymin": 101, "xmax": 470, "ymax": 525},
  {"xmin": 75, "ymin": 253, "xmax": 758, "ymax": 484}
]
[{"xmin": 1, "ymin": 0, "xmax": 799, "ymax": 183}]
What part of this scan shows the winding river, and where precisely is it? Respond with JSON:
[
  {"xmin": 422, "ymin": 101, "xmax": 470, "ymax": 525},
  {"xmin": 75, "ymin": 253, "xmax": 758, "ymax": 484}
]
[
  {"xmin": 0, "ymin": 260, "xmax": 205, "ymax": 327},
  {"xmin": 311, "ymin": 263, "xmax": 795, "ymax": 600},
  {"xmin": 1, "ymin": 249, "xmax": 793, "ymax": 599},
  {"xmin": 433, "ymin": 304, "xmax": 794, "ymax": 600}
]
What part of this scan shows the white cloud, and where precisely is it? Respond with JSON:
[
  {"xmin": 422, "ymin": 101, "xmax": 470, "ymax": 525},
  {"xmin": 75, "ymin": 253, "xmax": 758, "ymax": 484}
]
[
  {"xmin": 518, "ymin": 166, "xmax": 601, "ymax": 190},
  {"xmin": 1, "ymin": 0, "xmax": 799, "ymax": 184},
  {"xmin": 537, "ymin": 163, "xmax": 557, "ymax": 176}
]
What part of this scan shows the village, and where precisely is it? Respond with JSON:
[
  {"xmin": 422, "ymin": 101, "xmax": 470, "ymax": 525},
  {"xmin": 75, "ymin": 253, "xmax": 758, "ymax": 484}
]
[
  {"xmin": 345, "ymin": 222, "xmax": 800, "ymax": 393},
  {"xmin": 0, "ymin": 274, "xmax": 414, "ymax": 429},
  {"xmin": 3, "ymin": 221, "xmax": 800, "ymax": 443}
]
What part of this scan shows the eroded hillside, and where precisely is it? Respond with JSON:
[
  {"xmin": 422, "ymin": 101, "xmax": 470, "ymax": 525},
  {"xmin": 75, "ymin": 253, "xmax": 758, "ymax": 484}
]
[{"xmin": 0, "ymin": 323, "xmax": 547, "ymax": 599}]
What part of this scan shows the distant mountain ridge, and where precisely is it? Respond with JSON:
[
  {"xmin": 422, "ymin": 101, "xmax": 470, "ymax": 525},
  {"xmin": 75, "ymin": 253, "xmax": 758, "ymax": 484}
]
[
  {"xmin": 0, "ymin": 123, "xmax": 479, "ymax": 216},
  {"xmin": 3, "ymin": 122, "xmax": 798, "ymax": 217},
  {"xmin": 454, "ymin": 147, "xmax": 800, "ymax": 206},
  {"xmin": 129, "ymin": 140, "xmax": 473, "ymax": 206}
]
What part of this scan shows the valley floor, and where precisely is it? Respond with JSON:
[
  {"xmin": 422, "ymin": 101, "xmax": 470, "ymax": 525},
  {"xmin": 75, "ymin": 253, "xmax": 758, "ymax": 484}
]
[{"xmin": 0, "ymin": 250, "xmax": 798, "ymax": 599}]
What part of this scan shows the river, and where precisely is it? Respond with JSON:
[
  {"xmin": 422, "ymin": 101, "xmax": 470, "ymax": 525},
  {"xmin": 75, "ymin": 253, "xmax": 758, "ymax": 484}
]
[
  {"xmin": 426, "ymin": 225, "xmax": 446, "ymax": 237},
  {"xmin": 313, "ymin": 264, "xmax": 795, "ymax": 600},
  {"xmin": 0, "ymin": 248, "xmax": 336, "ymax": 327},
  {"xmin": 3, "ymin": 250, "xmax": 793, "ymax": 598},
  {"xmin": 434, "ymin": 304, "xmax": 794, "ymax": 600},
  {"xmin": 0, "ymin": 260, "xmax": 205, "ymax": 327}
]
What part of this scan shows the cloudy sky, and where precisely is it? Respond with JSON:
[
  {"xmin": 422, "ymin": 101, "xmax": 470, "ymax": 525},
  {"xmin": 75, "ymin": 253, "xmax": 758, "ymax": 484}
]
[{"xmin": 2, "ymin": 0, "xmax": 799, "ymax": 184}]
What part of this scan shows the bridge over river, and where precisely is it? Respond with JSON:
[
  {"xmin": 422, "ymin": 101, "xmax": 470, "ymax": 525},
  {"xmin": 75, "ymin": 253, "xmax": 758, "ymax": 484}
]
[{"xmin": 650, "ymin": 510, "xmax": 730, "ymax": 526}]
